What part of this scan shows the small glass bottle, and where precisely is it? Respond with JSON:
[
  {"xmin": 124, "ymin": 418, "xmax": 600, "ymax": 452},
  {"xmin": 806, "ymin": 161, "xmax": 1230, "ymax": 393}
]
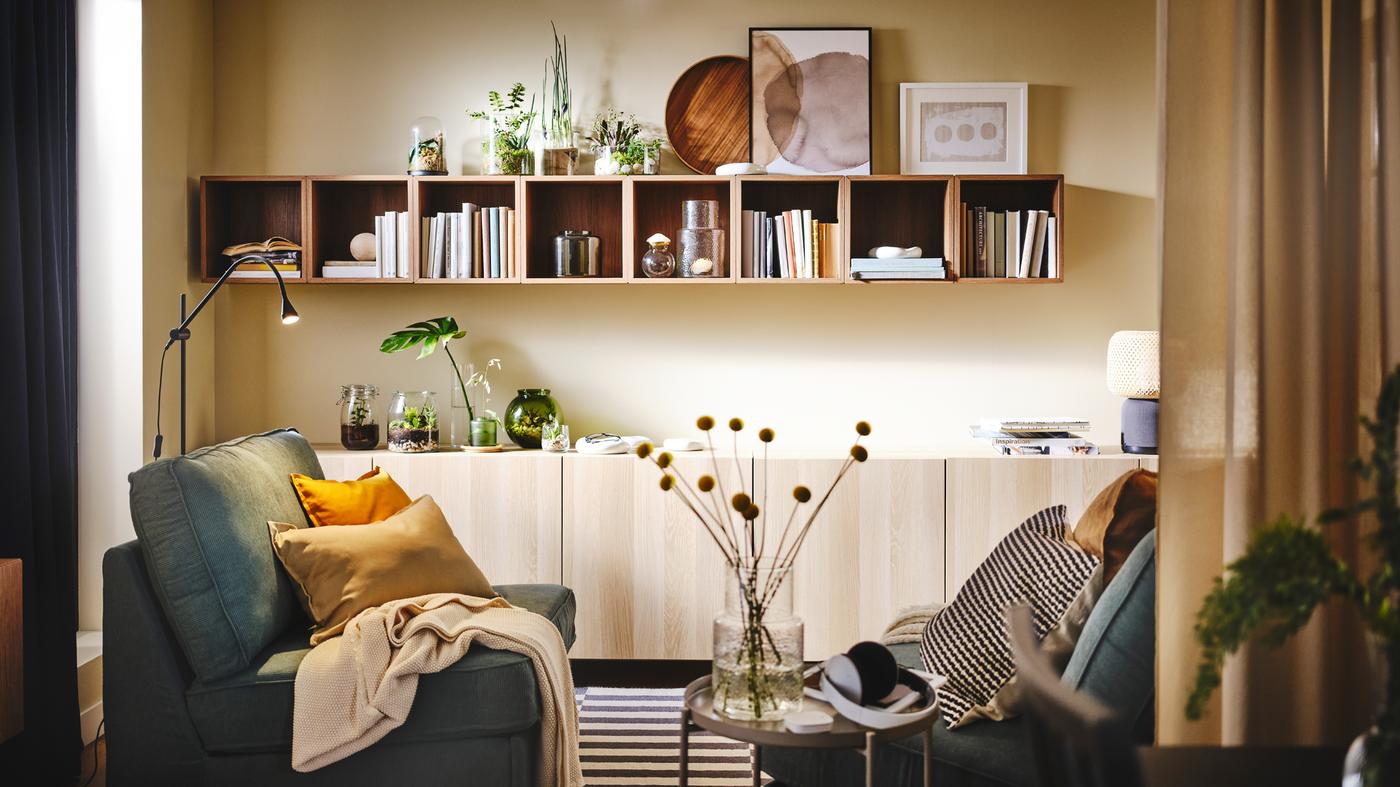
[
  {"xmin": 408, "ymin": 116, "xmax": 447, "ymax": 175},
  {"xmin": 338, "ymin": 384, "xmax": 380, "ymax": 450},
  {"xmin": 387, "ymin": 390, "xmax": 439, "ymax": 453},
  {"xmin": 641, "ymin": 233, "xmax": 676, "ymax": 278}
]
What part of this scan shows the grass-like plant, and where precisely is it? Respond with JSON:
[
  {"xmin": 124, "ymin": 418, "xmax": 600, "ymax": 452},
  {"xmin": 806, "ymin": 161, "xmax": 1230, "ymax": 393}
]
[
  {"xmin": 1188, "ymin": 365, "xmax": 1400, "ymax": 784},
  {"xmin": 541, "ymin": 22, "xmax": 571, "ymax": 146}
]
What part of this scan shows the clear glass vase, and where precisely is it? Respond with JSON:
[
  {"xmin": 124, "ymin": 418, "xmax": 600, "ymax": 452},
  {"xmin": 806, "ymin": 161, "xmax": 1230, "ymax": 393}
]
[
  {"xmin": 387, "ymin": 390, "xmax": 439, "ymax": 453},
  {"xmin": 712, "ymin": 560, "xmax": 804, "ymax": 721},
  {"xmin": 337, "ymin": 384, "xmax": 380, "ymax": 450}
]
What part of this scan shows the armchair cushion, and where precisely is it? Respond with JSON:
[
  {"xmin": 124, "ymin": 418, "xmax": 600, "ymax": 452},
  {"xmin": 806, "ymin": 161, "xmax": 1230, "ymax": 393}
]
[{"xmin": 128, "ymin": 428, "xmax": 321, "ymax": 682}]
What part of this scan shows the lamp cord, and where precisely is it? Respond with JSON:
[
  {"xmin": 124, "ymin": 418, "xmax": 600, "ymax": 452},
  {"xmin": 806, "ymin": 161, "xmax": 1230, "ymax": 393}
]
[{"xmin": 152, "ymin": 342, "xmax": 171, "ymax": 459}]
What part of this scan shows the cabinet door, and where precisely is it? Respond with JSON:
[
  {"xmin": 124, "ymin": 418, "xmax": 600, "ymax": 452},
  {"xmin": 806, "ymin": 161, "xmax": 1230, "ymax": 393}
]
[
  {"xmin": 373, "ymin": 452, "xmax": 563, "ymax": 585},
  {"xmin": 315, "ymin": 449, "xmax": 374, "ymax": 481},
  {"xmin": 759, "ymin": 458, "xmax": 946, "ymax": 660},
  {"xmin": 563, "ymin": 453, "xmax": 737, "ymax": 659},
  {"xmin": 945, "ymin": 457, "xmax": 1140, "ymax": 598}
]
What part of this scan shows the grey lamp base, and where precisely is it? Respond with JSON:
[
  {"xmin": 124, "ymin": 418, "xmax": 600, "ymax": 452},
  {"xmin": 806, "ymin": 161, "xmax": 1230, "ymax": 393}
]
[{"xmin": 1120, "ymin": 397, "xmax": 1159, "ymax": 455}]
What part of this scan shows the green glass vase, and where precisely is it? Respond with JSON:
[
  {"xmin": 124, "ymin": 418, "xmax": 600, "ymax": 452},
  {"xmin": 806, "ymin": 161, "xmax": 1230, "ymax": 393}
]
[{"xmin": 504, "ymin": 389, "xmax": 559, "ymax": 449}]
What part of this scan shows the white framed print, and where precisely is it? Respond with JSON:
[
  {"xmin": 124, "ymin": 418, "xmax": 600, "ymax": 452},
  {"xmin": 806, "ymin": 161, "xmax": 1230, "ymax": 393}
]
[{"xmin": 899, "ymin": 82, "xmax": 1027, "ymax": 175}]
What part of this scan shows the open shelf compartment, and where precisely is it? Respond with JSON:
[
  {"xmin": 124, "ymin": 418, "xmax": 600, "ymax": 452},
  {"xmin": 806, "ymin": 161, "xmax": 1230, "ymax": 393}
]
[
  {"xmin": 521, "ymin": 177, "xmax": 625, "ymax": 282},
  {"xmin": 846, "ymin": 176, "xmax": 952, "ymax": 284},
  {"xmin": 735, "ymin": 176, "xmax": 844, "ymax": 283},
  {"xmin": 415, "ymin": 177, "xmax": 521, "ymax": 283},
  {"xmin": 307, "ymin": 176, "xmax": 412, "ymax": 283},
  {"xmin": 200, "ymin": 176, "xmax": 306, "ymax": 283},
  {"xmin": 626, "ymin": 176, "xmax": 734, "ymax": 282},
  {"xmin": 952, "ymin": 175, "xmax": 1064, "ymax": 282}
]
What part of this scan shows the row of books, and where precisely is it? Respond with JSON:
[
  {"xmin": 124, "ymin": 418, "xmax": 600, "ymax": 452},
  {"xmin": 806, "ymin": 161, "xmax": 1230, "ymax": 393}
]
[
  {"xmin": 960, "ymin": 206, "xmax": 1058, "ymax": 279},
  {"xmin": 971, "ymin": 418, "xmax": 1098, "ymax": 456},
  {"xmin": 227, "ymin": 251, "xmax": 301, "ymax": 279},
  {"xmin": 739, "ymin": 209, "xmax": 839, "ymax": 279},
  {"xmin": 850, "ymin": 257, "xmax": 946, "ymax": 281},
  {"xmin": 321, "ymin": 212, "xmax": 410, "ymax": 279},
  {"xmin": 421, "ymin": 204, "xmax": 517, "ymax": 279}
]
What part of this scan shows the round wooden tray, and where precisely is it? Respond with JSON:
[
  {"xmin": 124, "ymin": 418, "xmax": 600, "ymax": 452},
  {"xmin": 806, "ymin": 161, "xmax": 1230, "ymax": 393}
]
[
  {"xmin": 665, "ymin": 55, "xmax": 751, "ymax": 175},
  {"xmin": 460, "ymin": 444, "xmax": 504, "ymax": 453}
]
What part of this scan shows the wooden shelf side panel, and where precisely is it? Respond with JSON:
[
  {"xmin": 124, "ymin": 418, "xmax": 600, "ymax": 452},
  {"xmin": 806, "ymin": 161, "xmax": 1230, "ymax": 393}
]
[{"xmin": 200, "ymin": 177, "xmax": 306, "ymax": 282}]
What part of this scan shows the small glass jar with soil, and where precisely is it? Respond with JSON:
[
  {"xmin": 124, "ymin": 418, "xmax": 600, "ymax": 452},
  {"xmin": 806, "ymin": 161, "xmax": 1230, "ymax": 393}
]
[
  {"xmin": 387, "ymin": 390, "xmax": 439, "ymax": 453},
  {"xmin": 338, "ymin": 384, "xmax": 380, "ymax": 450}
]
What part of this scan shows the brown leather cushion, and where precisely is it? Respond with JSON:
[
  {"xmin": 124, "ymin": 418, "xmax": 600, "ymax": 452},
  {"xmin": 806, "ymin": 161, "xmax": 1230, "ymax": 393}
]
[
  {"xmin": 1071, "ymin": 469, "xmax": 1157, "ymax": 582},
  {"xmin": 269, "ymin": 495, "xmax": 494, "ymax": 644}
]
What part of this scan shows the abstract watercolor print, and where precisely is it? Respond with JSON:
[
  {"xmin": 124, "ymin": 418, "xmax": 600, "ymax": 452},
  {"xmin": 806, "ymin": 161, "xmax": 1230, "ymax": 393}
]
[
  {"xmin": 750, "ymin": 28, "xmax": 871, "ymax": 175},
  {"xmin": 920, "ymin": 102, "xmax": 1007, "ymax": 163}
]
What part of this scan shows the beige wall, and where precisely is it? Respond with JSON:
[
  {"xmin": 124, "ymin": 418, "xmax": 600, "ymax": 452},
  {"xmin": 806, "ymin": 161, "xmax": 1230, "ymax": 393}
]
[{"xmin": 205, "ymin": 0, "xmax": 1157, "ymax": 453}]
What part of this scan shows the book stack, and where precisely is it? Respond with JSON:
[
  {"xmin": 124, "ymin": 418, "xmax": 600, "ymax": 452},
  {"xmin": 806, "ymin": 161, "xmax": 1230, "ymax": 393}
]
[
  {"xmin": 739, "ymin": 209, "xmax": 839, "ymax": 279},
  {"xmin": 958, "ymin": 205, "xmax": 1057, "ymax": 279},
  {"xmin": 850, "ymin": 257, "xmax": 946, "ymax": 281},
  {"xmin": 971, "ymin": 418, "xmax": 1097, "ymax": 455},
  {"xmin": 222, "ymin": 237, "xmax": 302, "ymax": 280},
  {"xmin": 420, "ymin": 204, "xmax": 516, "ymax": 279}
]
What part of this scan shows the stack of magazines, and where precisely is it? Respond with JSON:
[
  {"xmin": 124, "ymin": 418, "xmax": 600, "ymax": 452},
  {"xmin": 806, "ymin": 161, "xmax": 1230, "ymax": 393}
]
[
  {"xmin": 971, "ymin": 418, "xmax": 1097, "ymax": 455},
  {"xmin": 223, "ymin": 237, "xmax": 301, "ymax": 280}
]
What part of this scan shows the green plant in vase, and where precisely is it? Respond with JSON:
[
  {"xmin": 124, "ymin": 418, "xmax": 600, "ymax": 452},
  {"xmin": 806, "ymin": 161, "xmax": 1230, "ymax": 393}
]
[
  {"xmin": 586, "ymin": 109, "xmax": 640, "ymax": 175},
  {"xmin": 379, "ymin": 316, "xmax": 501, "ymax": 447},
  {"xmin": 469, "ymin": 83, "xmax": 536, "ymax": 175},
  {"xmin": 538, "ymin": 22, "xmax": 576, "ymax": 175},
  {"xmin": 1187, "ymin": 365, "xmax": 1400, "ymax": 785}
]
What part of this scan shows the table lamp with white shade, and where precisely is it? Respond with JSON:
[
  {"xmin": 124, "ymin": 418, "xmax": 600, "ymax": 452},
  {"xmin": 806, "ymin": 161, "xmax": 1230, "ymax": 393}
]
[{"xmin": 1107, "ymin": 330, "xmax": 1159, "ymax": 455}]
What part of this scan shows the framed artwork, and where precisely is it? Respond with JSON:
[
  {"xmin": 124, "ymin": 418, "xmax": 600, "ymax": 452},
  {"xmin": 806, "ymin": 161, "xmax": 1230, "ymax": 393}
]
[
  {"xmin": 750, "ymin": 27, "xmax": 872, "ymax": 175},
  {"xmin": 899, "ymin": 82, "xmax": 1028, "ymax": 175}
]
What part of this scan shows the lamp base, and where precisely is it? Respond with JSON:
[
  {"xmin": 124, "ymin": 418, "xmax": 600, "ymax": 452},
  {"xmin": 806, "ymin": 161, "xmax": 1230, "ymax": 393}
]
[{"xmin": 1120, "ymin": 397, "xmax": 1159, "ymax": 455}]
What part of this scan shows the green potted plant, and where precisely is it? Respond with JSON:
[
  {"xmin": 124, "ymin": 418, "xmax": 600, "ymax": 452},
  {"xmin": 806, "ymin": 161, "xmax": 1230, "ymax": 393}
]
[
  {"xmin": 539, "ymin": 23, "xmax": 576, "ymax": 175},
  {"xmin": 585, "ymin": 109, "xmax": 661, "ymax": 175},
  {"xmin": 379, "ymin": 317, "xmax": 501, "ymax": 448},
  {"xmin": 469, "ymin": 83, "xmax": 536, "ymax": 176},
  {"xmin": 1187, "ymin": 365, "xmax": 1400, "ymax": 785}
]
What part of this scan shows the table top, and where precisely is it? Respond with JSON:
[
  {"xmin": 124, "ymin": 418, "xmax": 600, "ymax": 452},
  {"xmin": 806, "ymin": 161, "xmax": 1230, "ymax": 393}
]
[
  {"xmin": 683, "ymin": 676, "xmax": 939, "ymax": 749},
  {"xmin": 1138, "ymin": 745, "xmax": 1346, "ymax": 787}
]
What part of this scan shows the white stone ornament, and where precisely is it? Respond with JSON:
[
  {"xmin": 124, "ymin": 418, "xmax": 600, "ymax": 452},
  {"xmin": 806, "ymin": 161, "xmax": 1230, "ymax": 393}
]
[
  {"xmin": 715, "ymin": 162, "xmax": 767, "ymax": 175},
  {"xmin": 350, "ymin": 232, "xmax": 377, "ymax": 261},
  {"xmin": 868, "ymin": 246, "xmax": 923, "ymax": 259}
]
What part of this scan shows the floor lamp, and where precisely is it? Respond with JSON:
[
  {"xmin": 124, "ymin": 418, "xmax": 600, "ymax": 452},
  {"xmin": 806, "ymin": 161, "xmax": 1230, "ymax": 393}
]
[{"xmin": 152, "ymin": 257, "xmax": 299, "ymax": 459}]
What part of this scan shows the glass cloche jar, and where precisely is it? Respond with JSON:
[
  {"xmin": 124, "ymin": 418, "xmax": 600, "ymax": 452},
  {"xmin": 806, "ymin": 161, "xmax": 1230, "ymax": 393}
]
[
  {"xmin": 408, "ymin": 116, "xmax": 448, "ymax": 175},
  {"xmin": 387, "ymin": 390, "xmax": 439, "ymax": 452}
]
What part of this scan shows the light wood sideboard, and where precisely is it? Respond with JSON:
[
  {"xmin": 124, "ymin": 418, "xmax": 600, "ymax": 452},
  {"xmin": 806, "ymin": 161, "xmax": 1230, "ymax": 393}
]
[{"xmin": 314, "ymin": 447, "xmax": 1155, "ymax": 660}]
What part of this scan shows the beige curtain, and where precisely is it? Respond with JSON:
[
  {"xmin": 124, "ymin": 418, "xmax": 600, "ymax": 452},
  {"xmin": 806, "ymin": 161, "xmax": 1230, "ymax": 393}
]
[{"xmin": 1158, "ymin": 0, "xmax": 1400, "ymax": 745}]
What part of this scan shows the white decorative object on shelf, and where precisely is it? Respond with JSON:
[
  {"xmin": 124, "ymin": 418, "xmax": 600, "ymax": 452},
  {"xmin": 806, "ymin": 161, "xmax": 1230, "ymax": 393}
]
[
  {"xmin": 716, "ymin": 162, "xmax": 767, "ymax": 175},
  {"xmin": 350, "ymin": 232, "xmax": 376, "ymax": 261},
  {"xmin": 620, "ymin": 435, "xmax": 652, "ymax": 452},
  {"xmin": 576, "ymin": 434, "xmax": 629, "ymax": 454},
  {"xmin": 868, "ymin": 246, "xmax": 923, "ymax": 259},
  {"xmin": 662, "ymin": 438, "xmax": 703, "ymax": 451}
]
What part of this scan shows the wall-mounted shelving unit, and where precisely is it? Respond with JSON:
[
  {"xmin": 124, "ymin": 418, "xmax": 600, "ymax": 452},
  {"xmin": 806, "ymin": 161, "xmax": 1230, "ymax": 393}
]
[{"xmin": 198, "ymin": 172, "xmax": 1065, "ymax": 285}]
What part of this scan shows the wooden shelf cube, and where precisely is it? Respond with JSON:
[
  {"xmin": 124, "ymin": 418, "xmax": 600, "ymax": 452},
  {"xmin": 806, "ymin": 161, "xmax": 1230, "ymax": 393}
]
[
  {"xmin": 626, "ymin": 176, "xmax": 734, "ymax": 282},
  {"xmin": 735, "ymin": 176, "xmax": 844, "ymax": 282},
  {"xmin": 200, "ymin": 176, "xmax": 306, "ymax": 283},
  {"xmin": 521, "ymin": 177, "xmax": 625, "ymax": 282},
  {"xmin": 953, "ymin": 175, "xmax": 1064, "ymax": 281},
  {"xmin": 414, "ymin": 177, "xmax": 520, "ymax": 283},
  {"xmin": 307, "ymin": 176, "xmax": 411, "ymax": 282}
]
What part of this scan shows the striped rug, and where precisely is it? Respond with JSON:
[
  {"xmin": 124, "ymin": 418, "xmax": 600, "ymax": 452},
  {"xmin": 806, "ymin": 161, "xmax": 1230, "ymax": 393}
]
[{"xmin": 575, "ymin": 686, "xmax": 772, "ymax": 786}]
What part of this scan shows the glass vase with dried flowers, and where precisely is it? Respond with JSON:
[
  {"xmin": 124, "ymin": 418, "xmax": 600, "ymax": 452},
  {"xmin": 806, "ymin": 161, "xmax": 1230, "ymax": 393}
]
[{"xmin": 637, "ymin": 417, "xmax": 872, "ymax": 721}]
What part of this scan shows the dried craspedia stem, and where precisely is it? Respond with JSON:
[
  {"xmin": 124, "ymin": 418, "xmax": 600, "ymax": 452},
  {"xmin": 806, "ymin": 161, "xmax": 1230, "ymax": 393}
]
[
  {"xmin": 659, "ymin": 475, "xmax": 675, "ymax": 491},
  {"xmin": 728, "ymin": 417, "xmax": 744, "ymax": 431},
  {"xmin": 758, "ymin": 428, "xmax": 775, "ymax": 443},
  {"xmin": 793, "ymin": 485, "xmax": 812, "ymax": 503},
  {"xmin": 856, "ymin": 421, "xmax": 872, "ymax": 436},
  {"xmin": 697, "ymin": 415, "xmax": 715, "ymax": 431},
  {"xmin": 732, "ymin": 493, "xmax": 752, "ymax": 512},
  {"xmin": 744, "ymin": 504, "xmax": 761, "ymax": 521},
  {"xmin": 850, "ymin": 445, "xmax": 869, "ymax": 463},
  {"xmin": 657, "ymin": 452, "xmax": 673, "ymax": 469},
  {"xmin": 698, "ymin": 475, "xmax": 716, "ymax": 492},
  {"xmin": 636, "ymin": 442, "xmax": 653, "ymax": 459}
]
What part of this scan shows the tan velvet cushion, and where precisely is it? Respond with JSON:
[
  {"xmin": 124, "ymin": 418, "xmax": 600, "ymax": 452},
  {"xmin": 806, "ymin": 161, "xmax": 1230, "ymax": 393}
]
[
  {"xmin": 1071, "ymin": 469, "xmax": 1158, "ymax": 582},
  {"xmin": 268, "ymin": 495, "xmax": 494, "ymax": 645}
]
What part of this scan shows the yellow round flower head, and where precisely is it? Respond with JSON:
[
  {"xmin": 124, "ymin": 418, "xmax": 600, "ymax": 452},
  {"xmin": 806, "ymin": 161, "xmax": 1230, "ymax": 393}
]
[
  {"xmin": 856, "ymin": 421, "xmax": 872, "ymax": 436},
  {"xmin": 697, "ymin": 415, "xmax": 715, "ymax": 431},
  {"xmin": 656, "ymin": 452, "xmax": 673, "ymax": 469},
  {"xmin": 792, "ymin": 485, "xmax": 812, "ymax": 503},
  {"xmin": 758, "ymin": 428, "xmax": 775, "ymax": 443},
  {"xmin": 850, "ymin": 445, "xmax": 869, "ymax": 463},
  {"xmin": 659, "ymin": 475, "xmax": 675, "ymax": 491},
  {"xmin": 744, "ymin": 504, "xmax": 760, "ymax": 521},
  {"xmin": 731, "ymin": 493, "xmax": 751, "ymax": 512},
  {"xmin": 728, "ymin": 417, "xmax": 744, "ymax": 432},
  {"xmin": 635, "ymin": 442, "xmax": 653, "ymax": 459},
  {"xmin": 698, "ymin": 475, "xmax": 716, "ymax": 493}
]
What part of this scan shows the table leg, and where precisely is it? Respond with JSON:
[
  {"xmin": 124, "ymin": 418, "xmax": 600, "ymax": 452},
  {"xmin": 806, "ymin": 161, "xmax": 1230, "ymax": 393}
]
[
  {"xmin": 922, "ymin": 726, "xmax": 934, "ymax": 787},
  {"xmin": 753, "ymin": 743, "xmax": 762, "ymax": 787},
  {"xmin": 679, "ymin": 707, "xmax": 690, "ymax": 787},
  {"xmin": 865, "ymin": 731, "xmax": 876, "ymax": 787}
]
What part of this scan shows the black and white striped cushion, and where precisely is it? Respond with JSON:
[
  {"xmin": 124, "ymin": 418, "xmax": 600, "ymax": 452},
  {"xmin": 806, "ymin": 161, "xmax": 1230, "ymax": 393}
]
[{"xmin": 920, "ymin": 505, "xmax": 1098, "ymax": 728}]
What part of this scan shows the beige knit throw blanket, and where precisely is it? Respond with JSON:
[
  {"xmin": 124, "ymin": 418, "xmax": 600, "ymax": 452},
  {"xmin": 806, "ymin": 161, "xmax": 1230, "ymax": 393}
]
[{"xmin": 292, "ymin": 593, "xmax": 583, "ymax": 785}]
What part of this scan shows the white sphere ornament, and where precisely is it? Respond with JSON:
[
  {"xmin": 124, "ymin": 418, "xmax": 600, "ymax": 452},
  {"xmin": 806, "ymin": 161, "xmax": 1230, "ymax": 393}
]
[{"xmin": 350, "ymin": 232, "xmax": 377, "ymax": 261}]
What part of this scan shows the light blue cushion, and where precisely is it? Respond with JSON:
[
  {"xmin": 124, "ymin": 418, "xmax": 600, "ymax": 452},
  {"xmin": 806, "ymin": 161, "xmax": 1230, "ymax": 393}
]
[
  {"xmin": 1062, "ymin": 529, "xmax": 1156, "ymax": 724},
  {"xmin": 128, "ymin": 429, "xmax": 322, "ymax": 682}
]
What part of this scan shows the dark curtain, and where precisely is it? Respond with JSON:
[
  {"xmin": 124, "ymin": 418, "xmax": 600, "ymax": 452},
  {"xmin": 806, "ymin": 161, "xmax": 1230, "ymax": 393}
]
[{"xmin": 0, "ymin": 0, "xmax": 80, "ymax": 780}]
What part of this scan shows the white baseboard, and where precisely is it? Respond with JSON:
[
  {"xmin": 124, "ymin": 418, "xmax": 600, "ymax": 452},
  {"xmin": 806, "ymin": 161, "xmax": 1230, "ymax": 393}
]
[{"xmin": 80, "ymin": 698, "xmax": 103, "ymax": 745}]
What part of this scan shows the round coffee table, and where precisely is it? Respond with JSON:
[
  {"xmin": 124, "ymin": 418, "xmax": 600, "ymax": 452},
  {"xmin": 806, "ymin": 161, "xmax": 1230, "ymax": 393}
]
[{"xmin": 680, "ymin": 675, "xmax": 938, "ymax": 787}]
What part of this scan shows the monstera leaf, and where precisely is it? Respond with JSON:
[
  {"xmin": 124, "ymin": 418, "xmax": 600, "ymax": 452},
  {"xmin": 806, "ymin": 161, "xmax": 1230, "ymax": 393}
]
[{"xmin": 380, "ymin": 316, "xmax": 466, "ymax": 359}]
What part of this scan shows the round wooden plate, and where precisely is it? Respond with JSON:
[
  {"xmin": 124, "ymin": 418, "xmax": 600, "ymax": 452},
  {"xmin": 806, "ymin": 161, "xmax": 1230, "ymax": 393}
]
[{"xmin": 665, "ymin": 55, "xmax": 750, "ymax": 175}]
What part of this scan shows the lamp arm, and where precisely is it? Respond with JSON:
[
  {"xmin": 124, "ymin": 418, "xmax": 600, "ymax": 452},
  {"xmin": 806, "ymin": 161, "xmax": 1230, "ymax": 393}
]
[{"xmin": 163, "ymin": 256, "xmax": 291, "ymax": 350}]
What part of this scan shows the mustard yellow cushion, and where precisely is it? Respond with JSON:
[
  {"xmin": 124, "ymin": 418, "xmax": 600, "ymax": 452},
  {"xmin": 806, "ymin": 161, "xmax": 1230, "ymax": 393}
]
[
  {"xmin": 268, "ymin": 495, "xmax": 495, "ymax": 644},
  {"xmin": 1071, "ymin": 469, "xmax": 1157, "ymax": 582},
  {"xmin": 290, "ymin": 466, "xmax": 411, "ymax": 527}
]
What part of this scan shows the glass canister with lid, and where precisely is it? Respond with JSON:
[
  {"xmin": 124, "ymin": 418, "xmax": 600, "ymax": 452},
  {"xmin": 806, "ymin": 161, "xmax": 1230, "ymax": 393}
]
[{"xmin": 338, "ymin": 384, "xmax": 380, "ymax": 450}]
